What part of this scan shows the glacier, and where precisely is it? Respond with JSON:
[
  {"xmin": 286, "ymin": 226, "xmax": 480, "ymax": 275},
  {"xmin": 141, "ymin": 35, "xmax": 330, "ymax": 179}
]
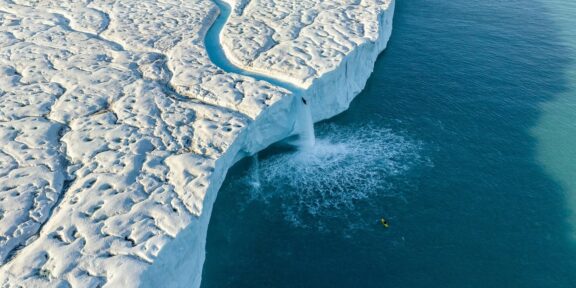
[{"xmin": 0, "ymin": 0, "xmax": 395, "ymax": 287}]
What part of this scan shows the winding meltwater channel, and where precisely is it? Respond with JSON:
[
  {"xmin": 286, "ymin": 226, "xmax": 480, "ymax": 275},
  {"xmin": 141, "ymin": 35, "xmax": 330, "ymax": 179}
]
[
  {"xmin": 205, "ymin": 0, "xmax": 305, "ymax": 93},
  {"xmin": 205, "ymin": 0, "xmax": 316, "ymax": 148}
]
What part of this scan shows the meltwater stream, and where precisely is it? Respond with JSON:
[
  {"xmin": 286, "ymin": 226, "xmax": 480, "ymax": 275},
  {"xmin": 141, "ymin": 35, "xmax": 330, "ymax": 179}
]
[
  {"xmin": 203, "ymin": 0, "xmax": 576, "ymax": 287},
  {"xmin": 205, "ymin": 0, "xmax": 305, "ymax": 93},
  {"xmin": 205, "ymin": 0, "xmax": 315, "ymax": 148}
]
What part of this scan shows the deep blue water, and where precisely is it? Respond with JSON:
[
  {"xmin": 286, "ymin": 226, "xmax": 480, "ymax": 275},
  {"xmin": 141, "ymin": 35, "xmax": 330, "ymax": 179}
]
[{"xmin": 202, "ymin": 0, "xmax": 576, "ymax": 287}]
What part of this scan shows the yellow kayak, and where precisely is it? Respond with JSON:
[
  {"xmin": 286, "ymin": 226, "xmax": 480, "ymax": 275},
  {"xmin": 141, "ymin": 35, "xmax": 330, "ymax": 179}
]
[{"xmin": 380, "ymin": 218, "xmax": 389, "ymax": 228}]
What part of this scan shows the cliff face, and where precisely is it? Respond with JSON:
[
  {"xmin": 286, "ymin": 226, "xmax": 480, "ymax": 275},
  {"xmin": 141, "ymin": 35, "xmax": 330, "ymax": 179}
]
[
  {"xmin": 0, "ymin": 0, "xmax": 394, "ymax": 287},
  {"xmin": 146, "ymin": 1, "xmax": 395, "ymax": 287}
]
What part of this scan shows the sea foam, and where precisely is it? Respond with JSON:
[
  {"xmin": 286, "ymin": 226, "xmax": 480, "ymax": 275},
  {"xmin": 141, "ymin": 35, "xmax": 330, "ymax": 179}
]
[{"xmin": 238, "ymin": 123, "xmax": 426, "ymax": 231}]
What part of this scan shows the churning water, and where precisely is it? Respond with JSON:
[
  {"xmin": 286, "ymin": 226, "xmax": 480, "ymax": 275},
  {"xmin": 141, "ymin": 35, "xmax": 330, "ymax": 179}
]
[{"xmin": 242, "ymin": 124, "xmax": 426, "ymax": 231}]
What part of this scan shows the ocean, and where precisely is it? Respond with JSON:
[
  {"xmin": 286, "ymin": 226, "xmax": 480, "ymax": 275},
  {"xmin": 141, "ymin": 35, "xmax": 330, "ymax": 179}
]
[{"xmin": 201, "ymin": 0, "xmax": 576, "ymax": 287}]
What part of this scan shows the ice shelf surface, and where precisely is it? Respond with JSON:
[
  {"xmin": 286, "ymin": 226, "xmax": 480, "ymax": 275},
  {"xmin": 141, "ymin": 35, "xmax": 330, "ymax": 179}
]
[{"xmin": 0, "ymin": 0, "xmax": 394, "ymax": 287}]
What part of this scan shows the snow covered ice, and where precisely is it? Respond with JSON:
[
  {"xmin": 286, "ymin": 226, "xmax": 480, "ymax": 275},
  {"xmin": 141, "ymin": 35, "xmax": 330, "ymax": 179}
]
[{"xmin": 0, "ymin": 0, "xmax": 395, "ymax": 286}]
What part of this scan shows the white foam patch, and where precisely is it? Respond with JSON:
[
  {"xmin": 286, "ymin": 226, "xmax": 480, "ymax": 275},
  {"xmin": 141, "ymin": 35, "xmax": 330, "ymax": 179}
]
[{"xmin": 238, "ymin": 123, "xmax": 428, "ymax": 231}]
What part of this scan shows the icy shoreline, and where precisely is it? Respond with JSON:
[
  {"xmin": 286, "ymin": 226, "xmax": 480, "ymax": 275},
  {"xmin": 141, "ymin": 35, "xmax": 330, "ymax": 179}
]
[
  {"xmin": 0, "ymin": 0, "xmax": 395, "ymax": 286},
  {"xmin": 143, "ymin": 1, "xmax": 396, "ymax": 287}
]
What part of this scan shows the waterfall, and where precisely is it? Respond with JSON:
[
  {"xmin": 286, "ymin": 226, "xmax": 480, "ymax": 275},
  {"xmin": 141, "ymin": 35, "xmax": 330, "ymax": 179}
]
[
  {"xmin": 300, "ymin": 99, "xmax": 316, "ymax": 149},
  {"xmin": 247, "ymin": 155, "xmax": 261, "ymax": 190},
  {"xmin": 291, "ymin": 97, "xmax": 316, "ymax": 150}
]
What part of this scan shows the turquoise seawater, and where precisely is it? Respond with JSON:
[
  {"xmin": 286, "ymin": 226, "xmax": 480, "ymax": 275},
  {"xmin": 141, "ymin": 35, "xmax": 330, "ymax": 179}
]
[{"xmin": 202, "ymin": 0, "xmax": 576, "ymax": 287}]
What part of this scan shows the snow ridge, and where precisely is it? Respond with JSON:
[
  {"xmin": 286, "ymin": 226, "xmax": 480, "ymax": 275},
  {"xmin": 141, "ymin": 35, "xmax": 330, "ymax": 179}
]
[{"xmin": 0, "ymin": 0, "xmax": 394, "ymax": 287}]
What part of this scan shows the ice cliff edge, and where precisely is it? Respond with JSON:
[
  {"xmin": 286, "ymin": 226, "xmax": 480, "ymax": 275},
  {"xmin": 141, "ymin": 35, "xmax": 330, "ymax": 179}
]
[{"xmin": 0, "ymin": 0, "xmax": 394, "ymax": 287}]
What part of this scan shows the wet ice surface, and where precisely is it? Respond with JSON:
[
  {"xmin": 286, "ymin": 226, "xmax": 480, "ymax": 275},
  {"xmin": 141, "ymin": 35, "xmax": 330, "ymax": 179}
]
[{"xmin": 0, "ymin": 0, "xmax": 393, "ymax": 286}]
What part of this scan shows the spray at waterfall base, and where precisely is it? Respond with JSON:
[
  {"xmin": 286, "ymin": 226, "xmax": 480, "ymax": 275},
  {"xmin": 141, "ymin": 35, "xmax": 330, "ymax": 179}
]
[{"xmin": 232, "ymin": 122, "xmax": 428, "ymax": 232}]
